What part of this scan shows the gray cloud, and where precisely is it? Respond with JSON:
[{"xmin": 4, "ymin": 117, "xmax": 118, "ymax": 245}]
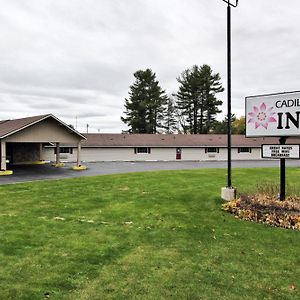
[{"xmin": 1, "ymin": 0, "xmax": 300, "ymax": 132}]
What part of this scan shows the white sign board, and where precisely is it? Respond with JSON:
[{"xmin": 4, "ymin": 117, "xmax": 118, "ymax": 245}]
[
  {"xmin": 246, "ymin": 91, "xmax": 300, "ymax": 137},
  {"xmin": 262, "ymin": 144, "xmax": 300, "ymax": 159}
]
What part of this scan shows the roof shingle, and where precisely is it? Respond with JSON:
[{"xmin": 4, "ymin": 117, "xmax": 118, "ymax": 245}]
[
  {"xmin": 0, "ymin": 114, "xmax": 86, "ymax": 139},
  {"xmin": 0, "ymin": 114, "xmax": 50, "ymax": 138}
]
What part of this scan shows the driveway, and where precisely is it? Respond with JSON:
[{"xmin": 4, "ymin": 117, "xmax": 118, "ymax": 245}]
[{"xmin": 1, "ymin": 160, "xmax": 300, "ymax": 185}]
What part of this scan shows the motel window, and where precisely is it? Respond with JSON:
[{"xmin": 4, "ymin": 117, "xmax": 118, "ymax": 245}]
[
  {"xmin": 134, "ymin": 147, "xmax": 151, "ymax": 154},
  {"xmin": 54, "ymin": 147, "xmax": 73, "ymax": 154},
  {"xmin": 205, "ymin": 147, "xmax": 219, "ymax": 153},
  {"xmin": 238, "ymin": 147, "xmax": 251, "ymax": 153}
]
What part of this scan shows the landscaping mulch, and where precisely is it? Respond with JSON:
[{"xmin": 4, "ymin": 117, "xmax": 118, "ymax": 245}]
[{"xmin": 222, "ymin": 193, "xmax": 300, "ymax": 230}]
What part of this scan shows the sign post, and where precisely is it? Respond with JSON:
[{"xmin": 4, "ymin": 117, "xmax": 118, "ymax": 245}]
[
  {"xmin": 279, "ymin": 137, "xmax": 286, "ymax": 201},
  {"xmin": 261, "ymin": 142, "xmax": 300, "ymax": 200},
  {"xmin": 246, "ymin": 91, "xmax": 300, "ymax": 201}
]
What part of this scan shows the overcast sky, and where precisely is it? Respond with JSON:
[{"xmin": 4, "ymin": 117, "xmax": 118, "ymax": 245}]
[{"xmin": 1, "ymin": 0, "xmax": 300, "ymax": 133}]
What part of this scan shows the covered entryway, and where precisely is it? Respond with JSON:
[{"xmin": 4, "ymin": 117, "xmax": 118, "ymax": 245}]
[
  {"xmin": 6, "ymin": 143, "xmax": 42, "ymax": 165},
  {"xmin": 0, "ymin": 114, "xmax": 86, "ymax": 175}
]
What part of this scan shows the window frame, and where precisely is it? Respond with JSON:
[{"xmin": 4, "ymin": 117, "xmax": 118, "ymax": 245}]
[
  {"xmin": 205, "ymin": 147, "xmax": 219, "ymax": 153},
  {"xmin": 54, "ymin": 147, "xmax": 73, "ymax": 154},
  {"xmin": 238, "ymin": 147, "xmax": 252, "ymax": 153},
  {"xmin": 134, "ymin": 147, "xmax": 151, "ymax": 154}
]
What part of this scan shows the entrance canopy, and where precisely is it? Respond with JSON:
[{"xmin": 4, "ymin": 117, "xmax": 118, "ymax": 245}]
[{"xmin": 0, "ymin": 114, "xmax": 86, "ymax": 171}]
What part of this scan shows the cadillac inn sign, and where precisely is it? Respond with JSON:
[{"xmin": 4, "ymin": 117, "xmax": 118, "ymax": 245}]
[{"xmin": 246, "ymin": 91, "xmax": 300, "ymax": 137}]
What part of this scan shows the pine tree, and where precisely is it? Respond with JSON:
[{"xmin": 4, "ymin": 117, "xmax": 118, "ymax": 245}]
[
  {"xmin": 200, "ymin": 65, "xmax": 224, "ymax": 133},
  {"xmin": 176, "ymin": 64, "xmax": 224, "ymax": 134},
  {"xmin": 212, "ymin": 114, "xmax": 236, "ymax": 134},
  {"xmin": 163, "ymin": 97, "xmax": 178, "ymax": 133},
  {"xmin": 176, "ymin": 65, "xmax": 201, "ymax": 134},
  {"xmin": 121, "ymin": 69, "xmax": 168, "ymax": 133}
]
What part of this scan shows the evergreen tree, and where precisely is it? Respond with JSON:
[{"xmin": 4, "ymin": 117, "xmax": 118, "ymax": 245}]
[
  {"xmin": 201, "ymin": 65, "xmax": 224, "ymax": 132},
  {"xmin": 121, "ymin": 69, "xmax": 168, "ymax": 133},
  {"xmin": 163, "ymin": 96, "xmax": 178, "ymax": 133},
  {"xmin": 176, "ymin": 65, "xmax": 201, "ymax": 134},
  {"xmin": 176, "ymin": 64, "xmax": 224, "ymax": 134},
  {"xmin": 211, "ymin": 119, "xmax": 227, "ymax": 134},
  {"xmin": 211, "ymin": 114, "xmax": 236, "ymax": 134}
]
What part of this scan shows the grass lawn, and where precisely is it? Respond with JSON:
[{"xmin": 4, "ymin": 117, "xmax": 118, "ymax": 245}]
[{"xmin": 0, "ymin": 167, "xmax": 299, "ymax": 299}]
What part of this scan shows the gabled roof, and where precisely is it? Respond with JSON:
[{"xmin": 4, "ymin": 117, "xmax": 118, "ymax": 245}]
[
  {"xmin": 81, "ymin": 133, "xmax": 298, "ymax": 147},
  {"xmin": 0, "ymin": 114, "xmax": 86, "ymax": 139}
]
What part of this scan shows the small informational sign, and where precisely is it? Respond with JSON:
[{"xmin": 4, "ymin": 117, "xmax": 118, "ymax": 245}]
[
  {"xmin": 262, "ymin": 144, "xmax": 300, "ymax": 159},
  {"xmin": 246, "ymin": 91, "xmax": 300, "ymax": 137}
]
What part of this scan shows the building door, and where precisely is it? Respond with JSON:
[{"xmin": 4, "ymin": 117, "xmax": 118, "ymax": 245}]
[{"xmin": 176, "ymin": 147, "xmax": 182, "ymax": 160}]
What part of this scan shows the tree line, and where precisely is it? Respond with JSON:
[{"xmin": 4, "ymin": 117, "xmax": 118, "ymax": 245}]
[{"xmin": 121, "ymin": 65, "xmax": 245, "ymax": 134}]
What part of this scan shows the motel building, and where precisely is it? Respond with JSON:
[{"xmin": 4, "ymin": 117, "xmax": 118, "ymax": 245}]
[
  {"xmin": 1, "ymin": 114, "xmax": 299, "ymax": 175},
  {"xmin": 44, "ymin": 132, "xmax": 300, "ymax": 163}
]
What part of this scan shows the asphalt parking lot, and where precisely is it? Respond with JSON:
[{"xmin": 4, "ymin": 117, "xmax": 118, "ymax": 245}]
[{"xmin": 1, "ymin": 160, "xmax": 300, "ymax": 185}]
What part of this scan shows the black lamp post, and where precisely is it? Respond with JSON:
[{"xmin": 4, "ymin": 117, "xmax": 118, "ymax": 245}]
[{"xmin": 222, "ymin": 0, "xmax": 239, "ymax": 188}]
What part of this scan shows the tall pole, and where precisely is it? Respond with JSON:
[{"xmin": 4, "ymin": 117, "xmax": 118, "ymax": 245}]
[
  {"xmin": 227, "ymin": 2, "xmax": 232, "ymax": 188},
  {"xmin": 222, "ymin": 0, "xmax": 238, "ymax": 187}
]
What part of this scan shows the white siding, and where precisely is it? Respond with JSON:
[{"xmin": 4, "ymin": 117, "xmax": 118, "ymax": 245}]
[
  {"xmin": 181, "ymin": 148, "xmax": 202, "ymax": 160},
  {"xmin": 232, "ymin": 148, "xmax": 261, "ymax": 160},
  {"xmin": 5, "ymin": 118, "xmax": 81, "ymax": 143},
  {"xmin": 182, "ymin": 148, "xmax": 228, "ymax": 161},
  {"xmin": 43, "ymin": 146, "xmax": 263, "ymax": 162}
]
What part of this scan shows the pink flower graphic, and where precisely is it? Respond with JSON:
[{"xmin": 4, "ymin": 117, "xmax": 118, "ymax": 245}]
[{"xmin": 248, "ymin": 102, "xmax": 277, "ymax": 129}]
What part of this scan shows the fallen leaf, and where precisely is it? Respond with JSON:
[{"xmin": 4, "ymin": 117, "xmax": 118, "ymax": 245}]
[
  {"xmin": 100, "ymin": 221, "xmax": 109, "ymax": 224},
  {"xmin": 53, "ymin": 217, "xmax": 65, "ymax": 221},
  {"xmin": 124, "ymin": 221, "xmax": 133, "ymax": 226}
]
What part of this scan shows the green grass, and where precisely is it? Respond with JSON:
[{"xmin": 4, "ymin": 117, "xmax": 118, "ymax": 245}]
[{"xmin": 0, "ymin": 168, "xmax": 299, "ymax": 299}]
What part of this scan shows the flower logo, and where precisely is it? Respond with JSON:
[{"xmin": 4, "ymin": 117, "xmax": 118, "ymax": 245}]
[{"xmin": 248, "ymin": 102, "xmax": 277, "ymax": 129}]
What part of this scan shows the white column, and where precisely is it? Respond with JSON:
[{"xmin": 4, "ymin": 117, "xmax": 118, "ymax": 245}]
[
  {"xmin": 56, "ymin": 142, "xmax": 60, "ymax": 164},
  {"xmin": 39, "ymin": 143, "xmax": 43, "ymax": 161},
  {"xmin": 1, "ymin": 140, "xmax": 7, "ymax": 171},
  {"xmin": 77, "ymin": 141, "xmax": 81, "ymax": 166}
]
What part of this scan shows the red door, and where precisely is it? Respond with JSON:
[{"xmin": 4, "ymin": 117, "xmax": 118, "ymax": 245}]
[{"xmin": 176, "ymin": 148, "xmax": 182, "ymax": 160}]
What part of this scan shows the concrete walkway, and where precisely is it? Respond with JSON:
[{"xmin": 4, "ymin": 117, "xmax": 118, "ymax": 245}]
[{"xmin": 0, "ymin": 160, "xmax": 300, "ymax": 185}]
